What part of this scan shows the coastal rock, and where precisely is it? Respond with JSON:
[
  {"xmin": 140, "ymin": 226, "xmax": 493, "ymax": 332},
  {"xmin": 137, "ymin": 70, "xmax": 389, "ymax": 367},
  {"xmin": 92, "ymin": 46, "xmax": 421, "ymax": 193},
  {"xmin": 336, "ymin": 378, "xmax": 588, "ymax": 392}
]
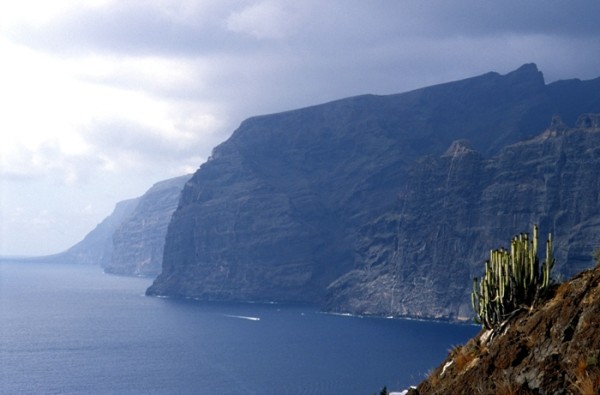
[
  {"xmin": 148, "ymin": 64, "xmax": 600, "ymax": 313},
  {"xmin": 326, "ymin": 116, "xmax": 600, "ymax": 320},
  {"xmin": 104, "ymin": 174, "xmax": 191, "ymax": 276}
]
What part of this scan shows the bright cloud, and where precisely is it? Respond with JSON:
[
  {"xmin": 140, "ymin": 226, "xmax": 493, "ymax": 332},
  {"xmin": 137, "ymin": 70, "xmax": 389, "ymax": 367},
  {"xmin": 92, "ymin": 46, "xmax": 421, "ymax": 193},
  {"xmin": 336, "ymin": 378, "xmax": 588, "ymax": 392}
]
[
  {"xmin": 226, "ymin": 1, "xmax": 304, "ymax": 40},
  {"xmin": 0, "ymin": 37, "xmax": 221, "ymax": 185}
]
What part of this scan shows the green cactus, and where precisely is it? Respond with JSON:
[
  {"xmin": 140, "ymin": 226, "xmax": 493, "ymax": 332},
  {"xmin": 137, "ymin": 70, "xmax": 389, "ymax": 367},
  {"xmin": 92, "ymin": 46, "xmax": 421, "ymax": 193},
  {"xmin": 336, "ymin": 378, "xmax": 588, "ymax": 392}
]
[{"xmin": 471, "ymin": 225, "xmax": 554, "ymax": 330}]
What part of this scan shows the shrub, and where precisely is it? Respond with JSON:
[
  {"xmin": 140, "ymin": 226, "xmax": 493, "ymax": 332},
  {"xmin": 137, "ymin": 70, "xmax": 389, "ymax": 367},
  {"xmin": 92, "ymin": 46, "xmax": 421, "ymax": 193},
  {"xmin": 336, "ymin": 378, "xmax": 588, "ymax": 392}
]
[{"xmin": 471, "ymin": 225, "xmax": 554, "ymax": 330}]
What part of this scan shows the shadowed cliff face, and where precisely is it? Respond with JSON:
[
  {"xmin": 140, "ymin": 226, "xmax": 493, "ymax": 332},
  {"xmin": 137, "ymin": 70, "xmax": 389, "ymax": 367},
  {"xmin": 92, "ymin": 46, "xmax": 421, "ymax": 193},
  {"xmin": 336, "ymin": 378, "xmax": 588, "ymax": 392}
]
[
  {"xmin": 326, "ymin": 114, "xmax": 600, "ymax": 320},
  {"xmin": 408, "ymin": 263, "xmax": 600, "ymax": 394},
  {"xmin": 147, "ymin": 65, "xmax": 600, "ymax": 315}
]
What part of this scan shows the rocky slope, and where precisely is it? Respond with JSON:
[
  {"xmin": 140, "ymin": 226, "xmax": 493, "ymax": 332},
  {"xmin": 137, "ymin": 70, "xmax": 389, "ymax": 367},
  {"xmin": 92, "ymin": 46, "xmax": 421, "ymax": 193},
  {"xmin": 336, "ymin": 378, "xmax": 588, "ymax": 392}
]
[
  {"xmin": 408, "ymin": 263, "xmax": 600, "ymax": 394},
  {"xmin": 147, "ymin": 64, "xmax": 600, "ymax": 313},
  {"xmin": 104, "ymin": 174, "xmax": 191, "ymax": 276},
  {"xmin": 325, "ymin": 114, "xmax": 600, "ymax": 320}
]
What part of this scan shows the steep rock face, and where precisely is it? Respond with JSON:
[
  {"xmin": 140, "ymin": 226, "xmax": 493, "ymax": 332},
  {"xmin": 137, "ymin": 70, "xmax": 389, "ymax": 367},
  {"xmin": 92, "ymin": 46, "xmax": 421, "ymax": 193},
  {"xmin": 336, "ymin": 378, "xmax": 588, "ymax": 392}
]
[
  {"xmin": 104, "ymin": 174, "xmax": 191, "ymax": 277},
  {"xmin": 148, "ymin": 64, "xmax": 600, "ymax": 307},
  {"xmin": 326, "ymin": 114, "xmax": 600, "ymax": 320},
  {"xmin": 409, "ymin": 264, "xmax": 600, "ymax": 394},
  {"xmin": 326, "ymin": 140, "xmax": 486, "ymax": 320}
]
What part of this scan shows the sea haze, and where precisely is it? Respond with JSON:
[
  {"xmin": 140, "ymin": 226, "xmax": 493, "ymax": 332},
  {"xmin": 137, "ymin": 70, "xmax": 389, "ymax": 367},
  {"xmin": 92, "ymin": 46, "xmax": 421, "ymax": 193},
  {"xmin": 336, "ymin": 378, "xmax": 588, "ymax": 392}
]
[{"xmin": 0, "ymin": 262, "xmax": 478, "ymax": 394}]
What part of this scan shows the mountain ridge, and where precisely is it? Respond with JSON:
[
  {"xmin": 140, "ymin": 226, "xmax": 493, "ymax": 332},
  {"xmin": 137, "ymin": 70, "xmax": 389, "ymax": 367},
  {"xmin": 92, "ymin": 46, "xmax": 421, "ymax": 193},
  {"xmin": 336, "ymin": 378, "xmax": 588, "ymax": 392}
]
[{"xmin": 147, "ymin": 64, "xmax": 600, "ymax": 320}]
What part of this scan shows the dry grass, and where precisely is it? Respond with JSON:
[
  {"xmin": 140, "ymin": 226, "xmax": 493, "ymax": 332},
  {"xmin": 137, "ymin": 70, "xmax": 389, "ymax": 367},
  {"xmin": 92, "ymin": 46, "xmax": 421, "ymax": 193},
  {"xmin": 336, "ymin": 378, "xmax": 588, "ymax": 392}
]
[
  {"xmin": 454, "ymin": 346, "xmax": 475, "ymax": 372},
  {"xmin": 577, "ymin": 359, "xmax": 588, "ymax": 376},
  {"xmin": 449, "ymin": 341, "xmax": 481, "ymax": 374},
  {"xmin": 555, "ymin": 281, "xmax": 571, "ymax": 299},
  {"xmin": 570, "ymin": 372, "xmax": 599, "ymax": 395},
  {"xmin": 570, "ymin": 360, "xmax": 600, "ymax": 395},
  {"xmin": 496, "ymin": 376, "xmax": 521, "ymax": 395},
  {"xmin": 426, "ymin": 367, "xmax": 441, "ymax": 388}
]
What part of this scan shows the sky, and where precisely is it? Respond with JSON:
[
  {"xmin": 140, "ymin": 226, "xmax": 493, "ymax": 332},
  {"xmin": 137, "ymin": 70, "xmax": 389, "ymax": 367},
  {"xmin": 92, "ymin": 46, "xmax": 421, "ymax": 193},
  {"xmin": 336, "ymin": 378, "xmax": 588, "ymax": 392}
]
[{"xmin": 1, "ymin": 0, "xmax": 600, "ymax": 256}]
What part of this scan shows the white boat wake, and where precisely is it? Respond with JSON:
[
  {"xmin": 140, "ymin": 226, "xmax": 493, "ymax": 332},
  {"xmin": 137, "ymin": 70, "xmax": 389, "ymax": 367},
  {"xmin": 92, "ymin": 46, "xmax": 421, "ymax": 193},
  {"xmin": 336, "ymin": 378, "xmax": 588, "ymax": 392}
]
[{"xmin": 223, "ymin": 314, "xmax": 261, "ymax": 321}]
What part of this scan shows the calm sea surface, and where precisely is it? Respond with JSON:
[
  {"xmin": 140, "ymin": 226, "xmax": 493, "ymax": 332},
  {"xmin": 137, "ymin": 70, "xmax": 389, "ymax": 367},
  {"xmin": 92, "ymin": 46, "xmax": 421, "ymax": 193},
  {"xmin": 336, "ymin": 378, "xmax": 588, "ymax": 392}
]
[{"xmin": 0, "ymin": 262, "xmax": 478, "ymax": 394}]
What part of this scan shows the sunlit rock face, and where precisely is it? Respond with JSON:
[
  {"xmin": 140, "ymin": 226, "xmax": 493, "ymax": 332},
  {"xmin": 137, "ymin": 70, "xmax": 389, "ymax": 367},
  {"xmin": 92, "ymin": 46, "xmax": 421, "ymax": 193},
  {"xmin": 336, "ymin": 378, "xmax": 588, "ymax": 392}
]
[{"xmin": 148, "ymin": 64, "xmax": 600, "ymax": 319}]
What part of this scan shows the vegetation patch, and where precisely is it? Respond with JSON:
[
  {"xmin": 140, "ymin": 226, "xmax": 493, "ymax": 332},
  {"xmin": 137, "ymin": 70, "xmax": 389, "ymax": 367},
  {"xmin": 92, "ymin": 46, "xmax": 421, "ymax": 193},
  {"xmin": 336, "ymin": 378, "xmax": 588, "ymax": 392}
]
[{"xmin": 471, "ymin": 225, "xmax": 554, "ymax": 331}]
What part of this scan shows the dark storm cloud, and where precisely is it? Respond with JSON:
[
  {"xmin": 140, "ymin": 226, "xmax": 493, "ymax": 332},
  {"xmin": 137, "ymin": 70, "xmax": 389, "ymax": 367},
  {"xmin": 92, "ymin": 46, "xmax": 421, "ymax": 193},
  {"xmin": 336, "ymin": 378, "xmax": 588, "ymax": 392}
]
[
  {"xmin": 9, "ymin": 1, "xmax": 600, "ymax": 57},
  {"xmin": 8, "ymin": 1, "xmax": 600, "ymax": 104},
  {"xmin": 7, "ymin": 0, "xmax": 600, "ymax": 131},
  {"xmin": 400, "ymin": 1, "xmax": 600, "ymax": 38}
]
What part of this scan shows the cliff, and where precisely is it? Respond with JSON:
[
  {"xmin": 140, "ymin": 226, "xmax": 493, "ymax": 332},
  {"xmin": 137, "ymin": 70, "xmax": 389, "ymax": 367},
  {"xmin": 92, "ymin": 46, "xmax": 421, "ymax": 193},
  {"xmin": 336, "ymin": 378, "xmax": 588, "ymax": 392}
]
[
  {"xmin": 408, "ymin": 263, "xmax": 600, "ymax": 394},
  {"xmin": 325, "ymin": 114, "xmax": 600, "ymax": 320},
  {"xmin": 12, "ymin": 197, "xmax": 140, "ymax": 265},
  {"xmin": 104, "ymin": 174, "xmax": 191, "ymax": 276},
  {"xmin": 147, "ymin": 64, "xmax": 600, "ymax": 315},
  {"xmin": 64, "ymin": 198, "xmax": 140, "ymax": 266},
  {"xmin": 22, "ymin": 174, "xmax": 189, "ymax": 276}
]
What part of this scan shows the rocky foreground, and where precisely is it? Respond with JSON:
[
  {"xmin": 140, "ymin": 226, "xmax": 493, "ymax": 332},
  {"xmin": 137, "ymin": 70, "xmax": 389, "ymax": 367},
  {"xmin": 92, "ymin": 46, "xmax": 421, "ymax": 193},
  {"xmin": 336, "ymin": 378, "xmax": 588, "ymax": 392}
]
[{"xmin": 408, "ymin": 263, "xmax": 600, "ymax": 394}]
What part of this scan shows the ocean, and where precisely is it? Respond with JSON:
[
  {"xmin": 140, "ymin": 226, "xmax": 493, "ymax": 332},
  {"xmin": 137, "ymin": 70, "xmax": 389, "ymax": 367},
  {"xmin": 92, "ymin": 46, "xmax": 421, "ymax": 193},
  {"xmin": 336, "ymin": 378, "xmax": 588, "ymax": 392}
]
[{"xmin": 0, "ymin": 262, "xmax": 478, "ymax": 394}]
